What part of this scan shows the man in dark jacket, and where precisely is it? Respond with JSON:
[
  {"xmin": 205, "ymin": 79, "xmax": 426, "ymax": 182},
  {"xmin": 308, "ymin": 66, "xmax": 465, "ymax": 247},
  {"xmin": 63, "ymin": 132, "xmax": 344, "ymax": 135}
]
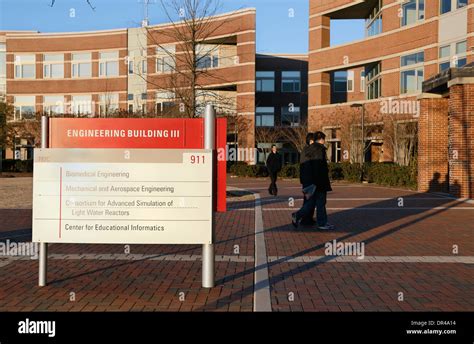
[
  {"xmin": 266, "ymin": 145, "xmax": 282, "ymax": 196},
  {"xmin": 292, "ymin": 131, "xmax": 334, "ymax": 230}
]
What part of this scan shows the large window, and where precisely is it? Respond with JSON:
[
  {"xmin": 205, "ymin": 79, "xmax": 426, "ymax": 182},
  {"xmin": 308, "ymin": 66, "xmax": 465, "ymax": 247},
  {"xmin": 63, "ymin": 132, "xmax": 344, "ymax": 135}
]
[
  {"xmin": 196, "ymin": 44, "xmax": 219, "ymax": 69},
  {"xmin": 366, "ymin": 0, "xmax": 383, "ymax": 36},
  {"xmin": 14, "ymin": 54, "xmax": 35, "ymax": 79},
  {"xmin": 366, "ymin": 63, "xmax": 381, "ymax": 100},
  {"xmin": 333, "ymin": 70, "xmax": 356, "ymax": 93},
  {"xmin": 14, "ymin": 96, "xmax": 35, "ymax": 120},
  {"xmin": 281, "ymin": 71, "xmax": 301, "ymax": 92},
  {"xmin": 256, "ymin": 71, "xmax": 275, "ymax": 92},
  {"xmin": 439, "ymin": 40, "xmax": 467, "ymax": 72},
  {"xmin": 281, "ymin": 106, "xmax": 300, "ymax": 127},
  {"xmin": 401, "ymin": 0, "xmax": 424, "ymax": 26},
  {"xmin": 99, "ymin": 51, "xmax": 119, "ymax": 77},
  {"xmin": 400, "ymin": 51, "xmax": 424, "ymax": 94},
  {"xmin": 71, "ymin": 95, "xmax": 92, "ymax": 115},
  {"xmin": 43, "ymin": 54, "xmax": 64, "ymax": 79},
  {"xmin": 71, "ymin": 53, "xmax": 92, "ymax": 78},
  {"xmin": 156, "ymin": 45, "xmax": 175, "ymax": 73},
  {"xmin": 441, "ymin": 0, "xmax": 467, "ymax": 14},
  {"xmin": 256, "ymin": 107, "xmax": 274, "ymax": 127},
  {"xmin": 43, "ymin": 95, "xmax": 64, "ymax": 115}
]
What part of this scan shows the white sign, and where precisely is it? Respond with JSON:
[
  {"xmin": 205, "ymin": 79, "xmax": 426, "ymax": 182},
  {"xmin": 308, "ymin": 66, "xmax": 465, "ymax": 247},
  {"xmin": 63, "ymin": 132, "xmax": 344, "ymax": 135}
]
[{"xmin": 33, "ymin": 148, "xmax": 213, "ymax": 244}]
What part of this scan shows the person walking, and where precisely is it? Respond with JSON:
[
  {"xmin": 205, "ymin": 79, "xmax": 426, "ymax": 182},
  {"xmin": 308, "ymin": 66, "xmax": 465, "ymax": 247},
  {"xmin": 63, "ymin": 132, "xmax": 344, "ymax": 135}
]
[
  {"xmin": 266, "ymin": 145, "xmax": 282, "ymax": 196},
  {"xmin": 292, "ymin": 131, "xmax": 334, "ymax": 230}
]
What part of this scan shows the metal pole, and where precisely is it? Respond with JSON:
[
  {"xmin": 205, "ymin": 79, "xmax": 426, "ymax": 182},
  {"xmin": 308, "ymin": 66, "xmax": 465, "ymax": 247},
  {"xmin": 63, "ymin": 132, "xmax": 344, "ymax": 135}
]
[
  {"xmin": 202, "ymin": 104, "xmax": 215, "ymax": 288},
  {"xmin": 39, "ymin": 115, "xmax": 48, "ymax": 287}
]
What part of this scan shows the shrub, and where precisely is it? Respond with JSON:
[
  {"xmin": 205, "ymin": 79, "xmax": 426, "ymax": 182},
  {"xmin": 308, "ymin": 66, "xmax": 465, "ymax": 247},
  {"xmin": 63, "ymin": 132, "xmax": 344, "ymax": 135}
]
[
  {"xmin": 228, "ymin": 161, "xmax": 417, "ymax": 189},
  {"xmin": 1, "ymin": 159, "xmax": 33, "ymax": 173}
]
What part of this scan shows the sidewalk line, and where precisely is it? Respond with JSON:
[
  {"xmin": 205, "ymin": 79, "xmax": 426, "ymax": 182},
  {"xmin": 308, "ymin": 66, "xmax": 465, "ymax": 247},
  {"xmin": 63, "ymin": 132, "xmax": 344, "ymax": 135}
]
[
  {"xmin": 7, "ymin": 253, "xmax": 255, "ymax": 262},
  {"xmin": 266, "ymin": 256, "xmax": 474, "ymax": 264},
  {"xmin": 253, "ymin": 193, "xmax": 272, "ymax": 312}
]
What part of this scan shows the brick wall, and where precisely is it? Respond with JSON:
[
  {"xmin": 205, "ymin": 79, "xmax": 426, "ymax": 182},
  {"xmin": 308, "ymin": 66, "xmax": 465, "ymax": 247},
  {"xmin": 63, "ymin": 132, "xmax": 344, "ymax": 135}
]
[
  {"xmin": 417, "ymin": 96, "xmax": 449, "ymax": 193},
  {"xmin": 448, "ymin": 83, "xmax": 474, "ymax": 198}
]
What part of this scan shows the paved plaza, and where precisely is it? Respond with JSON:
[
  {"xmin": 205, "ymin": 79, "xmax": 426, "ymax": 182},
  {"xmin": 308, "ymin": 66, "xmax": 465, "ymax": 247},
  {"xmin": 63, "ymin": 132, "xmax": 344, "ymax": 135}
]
[{"xmin": 0, "ymin": 177, "xmax": 473, "ymax": 311}]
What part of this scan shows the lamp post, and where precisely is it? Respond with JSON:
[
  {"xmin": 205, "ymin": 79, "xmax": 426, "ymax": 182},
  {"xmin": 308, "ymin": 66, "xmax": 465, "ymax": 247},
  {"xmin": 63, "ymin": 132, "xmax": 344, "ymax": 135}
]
[{"xmin": 351, "ymin": 103, "xmax": 365, "ymax": 182}]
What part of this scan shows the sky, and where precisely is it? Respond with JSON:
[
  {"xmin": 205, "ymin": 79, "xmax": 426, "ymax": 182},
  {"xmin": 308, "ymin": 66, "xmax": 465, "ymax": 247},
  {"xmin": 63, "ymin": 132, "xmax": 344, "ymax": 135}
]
[{"xmin": 0, "ymin": 0, "xmax": 365, "ymax": 54}]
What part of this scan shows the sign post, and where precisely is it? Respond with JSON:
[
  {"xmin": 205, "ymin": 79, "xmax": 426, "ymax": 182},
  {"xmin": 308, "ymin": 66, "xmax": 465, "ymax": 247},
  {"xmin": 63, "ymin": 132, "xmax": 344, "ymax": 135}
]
[
  {"xmin": 39, "ymin": 115, "xmax": 48, "ymax": 287},
  {"xmin": 203, "ymin": 104, "xmax": 215, "ymax": 288},
  {"xmin": 35, "ymin": 107, "xmax": 221, "ymax": 288}
]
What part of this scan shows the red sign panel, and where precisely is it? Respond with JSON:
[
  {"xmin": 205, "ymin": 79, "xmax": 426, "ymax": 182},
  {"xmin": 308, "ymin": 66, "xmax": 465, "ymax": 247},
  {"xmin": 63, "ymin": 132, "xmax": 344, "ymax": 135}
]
[{"xmin": 49, "ymin": 118, "xmax": 227, "ymax": 212}]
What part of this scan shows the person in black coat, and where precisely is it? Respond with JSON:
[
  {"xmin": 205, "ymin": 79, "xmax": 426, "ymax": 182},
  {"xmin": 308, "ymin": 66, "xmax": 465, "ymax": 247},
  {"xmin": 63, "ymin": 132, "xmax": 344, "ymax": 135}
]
[
  {"xmin": 266, "ymin": 145, "xmax": 282, "ymax": 196},
  {"xmin": 292, "ymin": 131, "xmax": 334, "ymax": 230}
]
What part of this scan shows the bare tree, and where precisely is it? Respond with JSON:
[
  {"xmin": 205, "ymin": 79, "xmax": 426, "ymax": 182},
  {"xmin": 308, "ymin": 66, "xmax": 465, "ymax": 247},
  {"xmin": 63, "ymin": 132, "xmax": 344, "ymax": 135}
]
[
  {"xmin": 384, "ymin": 113, "xmax": 418, "ymax": 166},
  {"xmin": 138, "ymin": 0, "xmax": 246, "ymax": 119},
  {"xmin": 280, "ymin": 119, "xmax": 309, "ymax": 153}
]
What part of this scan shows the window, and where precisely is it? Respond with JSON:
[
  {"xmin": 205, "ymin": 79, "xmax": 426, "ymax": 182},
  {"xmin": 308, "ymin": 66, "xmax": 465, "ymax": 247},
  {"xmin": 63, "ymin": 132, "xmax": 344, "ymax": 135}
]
[
  {"xmin": 43, "ymin": 95, "xmax": 64, "ymax": 115},
  {"xmin": 256, "ymin": 71, "xmax": 275, "ymax": 92},
  {"xmin": 366, "ymin": 0, "xmax": 382, "ymax": 36},
  {"xmin": 366, "ymin": 63, "xmax": 381, "ymax": 100},
  {"xmin": 256, "ymin": 107, "xmax": 274, "ymax": 127},
  {"xmin": 141, "ymin": 60, "xmax": 147, "ymax": 74},
  {"xmin": 71, "ymin": 53, "xmax": 92, "ymax": 78},
  {"xmin": 402, "ymin": 0, "xmax": 424, "ymax": 26},
  {"xmin": 99, "ymin": 51, "xmax": 119, "ymax": 77},
  {"xmin": 281, "ymin": 106, "xmax": 300, "ymax": 127},
  {"xmin": 439, "ymin": 61, "xmax": 451, "ymax": 72},
  {"xmin": 333, "ymin": 71, "xmax": 347, "ymax": 93},
  {"xmin": 347, "ymin": 71, "xmax": 354, "ymax": 92},
  {"xmin": 281, "ymin": 71, "xmax": 301, "ymax": 92},
  {"xmin": 128, "ymin": 104, "xmax": 133, "ymax": 113},
  {"xmin": 401, "ymin": 51, "xmax": 424, "ymax": 67},
  {"xmin": 141, "ymin": 93, "xmax": 147, "ymax": 100},
  {"xmin": 360, "ymin": 71, "xmax": 366, "ymax": 92},
  {"xmin": 99, "ymin": 93, "xmax": 119, "ymax": 116},
  {"xmin": 156, "ymin": 91, "xmax": 175, "ymax": 116},
  {"xmin": 156, "ymin": 45, "xmax": 175, "ymax": 73},
  {"xmin": 127, "ymin": 94, "xmax": 133, "ymax": 101},
  {"xmin": 14, "ymin": 96, "xmax": 35, "ymax": 120},
  {"xmin": 441, "ymin": 0, "xmax": 451, "ymax": 13},
  {"xmin": 441, "ymin": 0, "xmax": 467, "ymax": 14},
  {"xmin": 196, "ymin": 44, "xmax": 219, "ymax": 69},
  {"xmin": 0, "ymin": 43, "xmax": 6, "ymax": 77},
  {"xmin": 456, "ymin": 41, "xmax": 467, "ymax": 55},
  {"xmin": 128, "ymin": 61, "xmax": 134, "ymax": 74},
  {"xmin": 14, "ymin": 54, "xmax": 35, "ymax": 79},
  {"xmin": 400, "ymin": 52, "xmax": 424, "ymax": 94},
  {"xmin": 439, "ymin": 40, "xmax": 468, "ymax": 71},
  {"xmin": 71, "ymin": 95, "xmax": 92, "ymax": 115},
  {"xmin": 439, "ymin": 45, "xmax": 450, "ymax": 59},
  {"xmin": 43, "ymin": 54, "xmax": 64, "ymax": 78}
]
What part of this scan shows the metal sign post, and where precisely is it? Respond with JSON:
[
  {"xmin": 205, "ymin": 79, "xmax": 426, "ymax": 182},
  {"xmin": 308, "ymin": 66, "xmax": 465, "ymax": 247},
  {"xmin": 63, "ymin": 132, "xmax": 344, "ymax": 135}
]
[
  {"xmin": 39, "ymin": 115, "xmax": 48, "ymax": 287},
  {"xmin": 202, "ymin": 104, "xmax": 215, "ymax": 288}
]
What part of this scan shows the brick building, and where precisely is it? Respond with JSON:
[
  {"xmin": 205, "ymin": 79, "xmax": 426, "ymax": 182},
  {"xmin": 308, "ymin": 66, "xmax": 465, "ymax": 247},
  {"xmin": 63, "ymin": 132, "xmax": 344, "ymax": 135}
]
[
  {"xmin": 255, "ymin": 53, "xmax": 308, "ymax": 164},
  {"xmin": 308, "ymin": 0, "xmax": 471, "ymax": 164},
  {"xmin": 0, "ymin": 8, "xmax": 256, "ymax": 160}
]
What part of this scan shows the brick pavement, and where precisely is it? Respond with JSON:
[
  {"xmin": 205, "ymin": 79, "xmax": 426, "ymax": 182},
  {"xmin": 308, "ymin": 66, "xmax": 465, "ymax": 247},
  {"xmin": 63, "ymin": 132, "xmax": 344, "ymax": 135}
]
[{"xmin": 0, "ymin": 177, "xmax": 473, "ymax": 311}]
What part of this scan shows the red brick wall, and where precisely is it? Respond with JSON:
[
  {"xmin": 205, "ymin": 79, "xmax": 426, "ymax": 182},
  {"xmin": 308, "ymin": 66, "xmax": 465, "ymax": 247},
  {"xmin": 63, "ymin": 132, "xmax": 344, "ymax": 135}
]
[
  {"xmin": 418, "ymin": 96, "xmax": 449, "ymax": 193},
  {"xmin": 449, "ymin": 83, "xmax": 474, "ymax": 198}
]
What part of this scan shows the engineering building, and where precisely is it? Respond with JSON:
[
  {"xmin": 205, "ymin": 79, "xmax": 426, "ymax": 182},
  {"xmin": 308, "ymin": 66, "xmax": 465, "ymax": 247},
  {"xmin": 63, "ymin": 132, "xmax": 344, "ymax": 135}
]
[
  {"xmin": 0, "ymin": 8, "xmax": 256, "ymax": 160},
  {"xmin": 308, "ymin": 0, "xmax": 471, "ymax": 164}
]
